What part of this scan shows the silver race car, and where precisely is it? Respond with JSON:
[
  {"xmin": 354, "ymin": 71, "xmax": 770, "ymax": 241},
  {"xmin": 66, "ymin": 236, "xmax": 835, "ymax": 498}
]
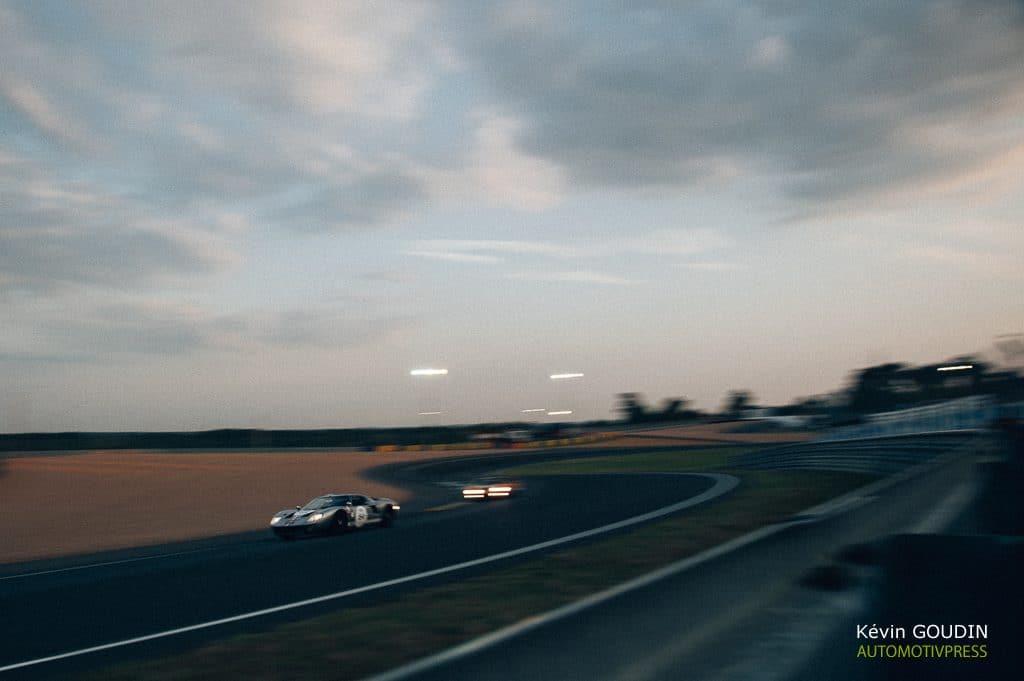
[{"xmin": 270, "ymin": 493, "xmax": 399, "ymax": 540}]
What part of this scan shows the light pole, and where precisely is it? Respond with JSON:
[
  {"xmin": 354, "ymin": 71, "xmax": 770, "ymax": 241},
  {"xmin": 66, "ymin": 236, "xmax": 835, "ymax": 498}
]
[
  {"xmin": 410, "ymin": 368, "xmax": 449, "ymax": 423},
  {"xmin": 548, "ymin": 371, "xmax": 584, "ymax": 425}
]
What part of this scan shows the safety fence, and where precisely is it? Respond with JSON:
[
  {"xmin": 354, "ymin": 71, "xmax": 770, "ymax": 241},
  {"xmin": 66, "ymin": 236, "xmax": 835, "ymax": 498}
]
[
  {"xmin": 820, "ymin": 396, "xmax": 997, "ymax": 441},
  {"xmin": 730, "ymin": 433, "xmax": 981, "ymax": 475}
]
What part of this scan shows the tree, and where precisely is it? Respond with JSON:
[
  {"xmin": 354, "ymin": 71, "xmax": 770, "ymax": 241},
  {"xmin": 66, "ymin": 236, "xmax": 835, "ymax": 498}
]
[
  {"xmin": 616, "ymin": 392, "xmax": 649, "ymax": 423},
  {"xmin": 659, "ymin": 397, "xmax": 691, "ymax": 419},
  {"xmin": 723, "ymin": 390, "xmax": 755, "ymax": 419},
  {"xmin": 846, "ymin": 363, "xmax": 907, "ymax": 414},
  {"xmin": 846, "ymin": 358, "xmax": 999, "ymax": 414}
]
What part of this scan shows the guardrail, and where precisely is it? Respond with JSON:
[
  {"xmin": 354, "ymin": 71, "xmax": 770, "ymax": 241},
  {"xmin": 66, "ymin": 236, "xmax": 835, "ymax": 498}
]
[
  {"xmin": 820, "ymin": 396, "xmax": 997, "ymax": 441},
  {"xmin": 730, "ymin": 432, "xmax": 982, "ymax": 474}
]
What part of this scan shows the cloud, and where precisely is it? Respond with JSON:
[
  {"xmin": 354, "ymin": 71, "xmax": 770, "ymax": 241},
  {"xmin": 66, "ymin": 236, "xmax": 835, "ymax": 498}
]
[
  {"xmin": 891, "ymin": 140, "xmax": 1024, "ymax": 205},
  {"xmin": 607, "ymin": 229, "xmax": 732, "ymax": 257},
  {"xmin": 407, "ymin": 239, "xmax": 575, "ymax": 259},
  {"xmin": 405, "ymin": 230, "xmax": 727, "ymax": 262},
  {"xmin": 0, "ymin": 76, "xmax": 92, "ymax": 149},
  {"xmin": 0, "ymin": 1, "xmax": 439, "ymax": 237},
  {"xmin": 402, "ymin": 250, "xmax": 503, "ymax": 264},
  {"xmin": 361, "ymin": 270, "xmax": 417, "ymax": 283},
  {"xmin": 749, "ymin": 36, "xmax": 791, "ymax": 69},
  {"xmin": 35, "ymin": 303, "xmax": 211, "ymax": 357},
  {"xmin": 464, "ymin": 114, "xmax": 567, "ymax": 209},
  {"xmin": 274, "ymin": 170, "xmax": 426, "ymax": 231},
  {"xmin": 403, "ymin": 239, "xmax": 573, "ymax": 264},
  {"xmin": 0, "ymin": 5, "xmax": 99, "ymax": 151},
  {"xmin": 253, "ymin": 309, "xmax": 415, "ymax": 349},
  {"xmin": 4, "ymin": 0, "xmax": 1022, "ymax": 248},
  {"xmin": 908, "ymin": 245, "xmax": 1024, "ymax": 280},
  {"xmin": 416, "ymin": 112, "xmax": 570, "ymax": 211},
  {"xmin": 0, "ymin": 155, "xmax": 232, "ymax": 297},
  {"xmin": 93, "ymin": 1, "xmax": 444, "ymax": 120},
  {"xmin": 1, "ymin": 225, "xmax": 228, "ymax": 295},
  {"xmin": 447, "ymin": 1, "xmax": 1024, "ymax": 207},
  {"xmin": 507, "ymin": 270, "xmax": 635, "ymax": 285},
  {"xmin": 4, "ymin": 300, "xmax": 417, "ymax": 362},
  {"xmin": 678, "ymin": 261, "xmax": 748, "ymax": 272}
]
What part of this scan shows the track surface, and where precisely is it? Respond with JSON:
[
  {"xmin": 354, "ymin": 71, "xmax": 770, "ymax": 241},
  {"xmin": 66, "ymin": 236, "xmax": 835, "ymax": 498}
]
[
  {"xmin": 376, "ymin": 439, "xmax": 1007, "ymax": 681},
  {"xmin": 0, "ymin": 452, "xmax": 730, "ymax": 678}
]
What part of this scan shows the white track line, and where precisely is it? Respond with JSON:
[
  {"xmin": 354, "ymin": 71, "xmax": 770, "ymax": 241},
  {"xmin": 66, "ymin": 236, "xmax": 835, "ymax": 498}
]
[
  {"xmin": 0, "ymin": 547, "xmax": 222, "ymax": 582},
  {"xmin": 0, "ymin": 473, "xmax": 738, "ymax": 674},
  {"xmin": 364, "ymin": 522, "xmax": 786, "ymax": 681},
  {"xmin": 363, "ymin": 448, "xmax": 978, "ymax": 681},
  {"xmin": 913, "ymin": 480, "xmax": 976, "ymax": 534}
]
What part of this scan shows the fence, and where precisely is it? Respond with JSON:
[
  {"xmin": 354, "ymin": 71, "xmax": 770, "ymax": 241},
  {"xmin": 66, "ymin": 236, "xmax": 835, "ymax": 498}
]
[
  {"xmin": 731, "ymin": 433, "xmax": 980, "ymax": 474},
  {"xmin": 821, "ymin": 395, "xmax": 998, "ymax": 442}
]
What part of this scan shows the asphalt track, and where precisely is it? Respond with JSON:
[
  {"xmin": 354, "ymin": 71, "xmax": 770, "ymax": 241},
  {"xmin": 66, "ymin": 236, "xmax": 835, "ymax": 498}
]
[
  {"xmin": 0, "ymin": 449, "xmax": 736, "ymax": 678},
  {"xmin": 369, "ymin": 438, "xmax": 1011, "ymax": 681}
]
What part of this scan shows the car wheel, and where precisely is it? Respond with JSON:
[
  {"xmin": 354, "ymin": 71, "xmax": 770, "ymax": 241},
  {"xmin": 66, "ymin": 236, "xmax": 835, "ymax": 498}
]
[{"xmin": 381, "ymin": 506, "xmax": 395, "ymax": 528}]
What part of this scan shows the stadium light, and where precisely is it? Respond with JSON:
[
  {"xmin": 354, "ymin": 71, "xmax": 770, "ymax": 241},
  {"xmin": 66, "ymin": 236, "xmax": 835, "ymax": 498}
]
[
  {"xmin": 549, "ymin": 373, "xmax": 584, "ymax": 380},
  {"xmin": 547, "ymin": 410, "xmax": 573, "ymax": 416},
  {"xmin": 410, "ymin": 369, "xmax": 449, "ymax": 376},
  {"xmin": 521, "ymin": 408, "xmax": 546, "ymax": 413},
  {"xmin": 937, "ymin": 364, "xmax": 973, "ymax": 372}
]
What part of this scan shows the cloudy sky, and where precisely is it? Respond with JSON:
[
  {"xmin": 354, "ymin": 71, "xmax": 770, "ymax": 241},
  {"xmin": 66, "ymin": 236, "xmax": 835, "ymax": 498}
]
[{"xmin": 2, "ymin": 1, "xmax": 1023, "ymax": 432}]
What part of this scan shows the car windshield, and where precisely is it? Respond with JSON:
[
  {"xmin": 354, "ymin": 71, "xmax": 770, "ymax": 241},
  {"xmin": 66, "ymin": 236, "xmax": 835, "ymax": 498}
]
[{"xmin": 301, "ymin": 496, "xmax": 349, "ymax": 511}]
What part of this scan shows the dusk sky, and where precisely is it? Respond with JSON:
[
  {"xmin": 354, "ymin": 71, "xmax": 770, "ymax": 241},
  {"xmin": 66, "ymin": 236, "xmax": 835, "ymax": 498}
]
[{"xmin": 2, "ymin": 1, "xmax": 1023, "ymax": 432}]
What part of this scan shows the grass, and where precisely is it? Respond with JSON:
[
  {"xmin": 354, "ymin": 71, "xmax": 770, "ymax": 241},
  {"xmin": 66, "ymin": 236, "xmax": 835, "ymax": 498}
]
[
  {"xmin": 79, "ymin": 448, "xmax": 876, "ymax": 680},
  {"xmin": 502, "ymin": 446, "xmax": 753, "ymax": 475}
]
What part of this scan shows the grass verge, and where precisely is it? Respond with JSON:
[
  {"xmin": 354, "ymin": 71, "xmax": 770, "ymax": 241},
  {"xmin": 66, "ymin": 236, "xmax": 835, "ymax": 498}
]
[{"xmin": 80, "ymin": 449, "xmax": 875, "ymax": 680}]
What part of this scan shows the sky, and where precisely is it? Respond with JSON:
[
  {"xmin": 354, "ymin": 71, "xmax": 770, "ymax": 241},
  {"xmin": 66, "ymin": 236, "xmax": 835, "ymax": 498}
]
[{"xmin": 2, "ymin": 0, "xmax": 1023, "ymax": 432}]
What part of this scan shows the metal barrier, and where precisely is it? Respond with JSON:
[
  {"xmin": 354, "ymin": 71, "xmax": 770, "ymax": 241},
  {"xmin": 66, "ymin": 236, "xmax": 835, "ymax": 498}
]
[
  {"xmin": 731, "ymin": 433, "xmax": 982, "ymax": 474},
  {"xmin": 820, "ymin": 396, "xmax": 998, "ymax": 442}
]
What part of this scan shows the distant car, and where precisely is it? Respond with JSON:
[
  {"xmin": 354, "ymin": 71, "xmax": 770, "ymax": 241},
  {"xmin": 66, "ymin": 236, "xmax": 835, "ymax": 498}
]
[
  {"xmin": 270, "ymin": 493, "xmax": 399, "ymax": 540},
  {"xmin": 462, "ymin": 477, "xmax": 523, "ymax": 500}
]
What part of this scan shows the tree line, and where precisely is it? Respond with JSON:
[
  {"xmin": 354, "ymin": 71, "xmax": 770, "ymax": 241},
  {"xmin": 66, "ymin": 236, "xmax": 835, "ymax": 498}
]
[{"xmin": 616, "ymin": 355, "xmax": 1024, "ymax": 425}]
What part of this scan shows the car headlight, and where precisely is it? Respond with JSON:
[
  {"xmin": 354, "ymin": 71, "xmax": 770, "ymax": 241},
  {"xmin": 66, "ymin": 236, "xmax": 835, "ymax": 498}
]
[
  {"xmin": 270, "ymin": 516, "xmax": 283, "ymax": 525},
  {"xmin": 308, "ymin": 512, "xmax": 324, "ymax": 523}
]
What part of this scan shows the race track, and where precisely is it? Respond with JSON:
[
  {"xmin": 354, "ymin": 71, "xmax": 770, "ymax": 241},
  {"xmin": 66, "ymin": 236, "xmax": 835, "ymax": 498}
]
[{"xmin": 0, "ymin": 451, "xmax": 737, "ymax": 678}]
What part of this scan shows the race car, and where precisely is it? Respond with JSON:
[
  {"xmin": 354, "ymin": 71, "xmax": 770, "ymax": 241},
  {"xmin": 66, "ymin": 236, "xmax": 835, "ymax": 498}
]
[
  {"xmin": 461, "ymin": 477, "xmax": 523, "ymax": 500},
  {"xmin": 270, "ymin": 493, "xmax": 399, "ymax": 540}
]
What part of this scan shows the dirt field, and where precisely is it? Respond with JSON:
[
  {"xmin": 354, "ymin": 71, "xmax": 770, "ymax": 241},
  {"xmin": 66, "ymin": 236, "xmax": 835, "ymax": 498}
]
[
  {"xmin": 0, "ymin": 423, "xmax": 811, "ymax": 564},
  {"xmin": 0, "ymin": 448, "xmax": 491, "ymax": 564}
]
